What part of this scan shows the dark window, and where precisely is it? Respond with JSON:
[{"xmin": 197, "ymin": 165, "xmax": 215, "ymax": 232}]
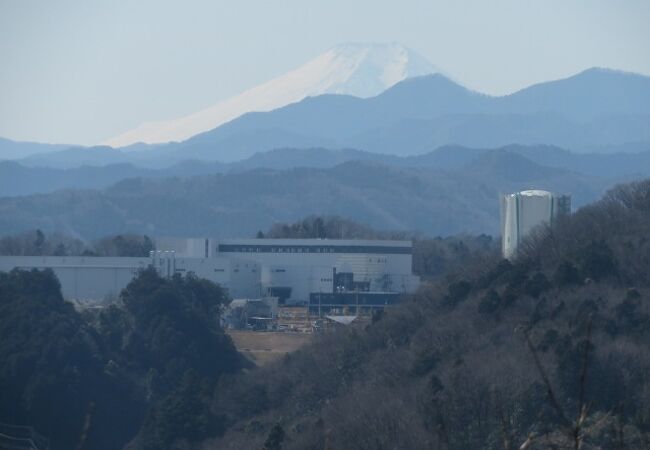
[{"xmin": 218, "ymin": 243, "xmax": 411, "ymax": 255}]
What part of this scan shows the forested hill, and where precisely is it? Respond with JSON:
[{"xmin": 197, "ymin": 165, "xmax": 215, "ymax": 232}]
[
  {"xmin": 4, "ymin": 144, "xmax": 649, "ymax": 194},
  {"xmin": 0, "ymin": 153, "xmax": 624, "ymax": 238},
  {"xmin": 0, "ymin": 268, "xmax": 247, "ymax": 450},
  {"xmin": 204, "ymin": 179, "xmax": 650, "ymax": 450}
]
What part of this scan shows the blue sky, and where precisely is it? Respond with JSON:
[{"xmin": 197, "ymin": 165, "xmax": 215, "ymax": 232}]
[{"xmin": 1, "ymin": 0, "xmax": 649, "ymax": 145}]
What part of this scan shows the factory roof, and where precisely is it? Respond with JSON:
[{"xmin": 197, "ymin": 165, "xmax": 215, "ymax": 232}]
[
  {"xmin": 519, "ymin": 189, "xmax": 553, "ymax": 197},
  {"xmin": 219, "ymin": 238, "xmax": 412, "ymax": 247},
  {"xmin": 324, "ymin": 315, "xmax": 358, "ymax": 325}
]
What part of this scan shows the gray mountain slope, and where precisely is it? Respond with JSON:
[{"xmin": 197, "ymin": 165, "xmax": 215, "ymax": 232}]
[
  {"xmin": 3, "ymin": 144, "xmax": 649, "ymax": 197},
  {"xmin": 0, "ymin": 137, "xmax": 78, "ymax": 160},
  {"xmin": 9, "ymin": 68, "xmax": 650, "ymax": 167},
  {"xmin": 159, "ymin": 68, "xmax": 650, "ymax": 161},
  {"xmin": 0, "ymin": 151, "xmax": 640, "ymax": 239}
]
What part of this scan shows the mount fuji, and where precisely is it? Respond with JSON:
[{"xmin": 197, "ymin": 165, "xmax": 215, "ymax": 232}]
[{"xmin": 104, "ymin": 43, "xmax": 440, "ymax": 148}]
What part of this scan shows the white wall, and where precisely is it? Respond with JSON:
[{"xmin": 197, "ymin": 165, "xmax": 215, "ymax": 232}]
[
  {"xmin": 0, "ymin": 239, "xmax": 419, "ymax": 304},
  {"xmin": 215, "ymin": 239, "xmax": 417, "ymax": 302},
  {"xmin": 501, "ymin": 190, "xmax": 570, "ymax": 259},
  {"xmin": 0, "ymin": 255, "xmax": 260, "ymax": 301},
  {"xmin": 0, "ymin": 256, "xmax": 150, "ymax": 301}
]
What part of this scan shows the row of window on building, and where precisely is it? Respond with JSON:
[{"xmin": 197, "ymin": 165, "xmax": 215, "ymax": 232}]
[{"xmin": 225, "ymin": 246, "xmax": 337, "ymax": 254}]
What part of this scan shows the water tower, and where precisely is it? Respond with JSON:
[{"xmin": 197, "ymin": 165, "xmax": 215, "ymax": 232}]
[{"xmin": 500, "ymin": 190, "xmax": 571, "ymax": 259}]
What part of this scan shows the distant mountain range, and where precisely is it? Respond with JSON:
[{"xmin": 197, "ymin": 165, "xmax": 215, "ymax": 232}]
[
  {"xmin": 3, "ymin": 42, "xmax": 649, "ymax": 246},
  {"xmin": 0, "ymin": 145, "xmax": 646, "ymax": 238},
  {"xmin": 4, "ymin": 66, "xmax": 648, "ymax": 166},
  {"xmin": 104, "ymin": 43, "xmax": 439, "ymax": 147},
  {"xmin": 2, "ymin": 144, "xmax": 649, "ymax": 197},
  {"xmin": 168, "ymin": 68, "xmax": 650, "ymax": 162},
  {"xmin": 0, "ymin": 137, "xmax": 80, "ymax": 160}
]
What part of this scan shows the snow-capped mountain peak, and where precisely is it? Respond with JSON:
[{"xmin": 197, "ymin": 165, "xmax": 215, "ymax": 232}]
[{"xmin": 104, "ymin": 43, "xmax": 440, "ymax": 147}]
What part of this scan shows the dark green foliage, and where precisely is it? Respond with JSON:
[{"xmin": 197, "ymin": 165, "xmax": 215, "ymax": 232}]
[
  {"xmin": 577, "ymin": 240, "xmax": 618, "ymax": 281},
  {"xmin": 0, "ymin": 229, "xmax": 84, "ymax": 256},
  {"xmin": 554, "ymin": 259, "xmax": 581, "ymax": 286},
  {"xmin": 34, "ymin": 229, "xmax": 45, "ymax": 253},
  {"xmin": 263, "ymin": 423, "xmax": 285, "ymax": 450},
  {"xmin": 123, "ymin": 270, "xmax": 234, "ymax": 376},
  {"xmin": 112, "ymin": 269, "xmax": 244, "ymax": 448},
  {"xmin": 136, "ymin": 371, "xmax": 219, "ymax": 450},
  {"xmin": 614, "ymin": 289, "xmax": 650, "ymax": 333},
  {"xmin": 0, "ymin": 269, "xmax": 141, "ymax": 450},
  {"xmin": 478, "ymin": 258, "xmax": 513, "ymax": 288},
  {"xmin": 413, "ymin": 235, "xmax": 498, "ymax": 280},
  {"xmin": 537, "ymin": 328, "xmax": 560, "ymax": 352},
  {"xmin": 444, "ymin": 279, "xmax": 472, "ymax": 306},
  {"xmin": 0, "ymin": 230, "xmax": 155, "ymax": 257},
  {"xmin": 478, "ymin": 288, "xmax": 502, "ymax": 314},
  {"xmin": 263, "ymin": 215, "xmax": 409, "ymax": 240},
  {"xmin": 411, "ymin": 348, "xmax": 440, "ymax": 376},
  {"xmin": 523, "ymin": 272, "xmax": 551, "ymax": 298},
  {"xmin": 0, "ymin": 267, "xmax": 243, "ymax": 450},
  {"xmin": 92, "ymin": 234, "xmax": 155, "ymax": 257}
]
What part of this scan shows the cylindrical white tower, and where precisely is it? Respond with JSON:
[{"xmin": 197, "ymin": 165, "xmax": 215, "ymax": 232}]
[{"xmin": 500, "ymin": 190, "xmax": 571, "ymax": 259}]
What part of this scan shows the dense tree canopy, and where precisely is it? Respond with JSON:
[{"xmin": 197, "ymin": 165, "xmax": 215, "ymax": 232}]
[
  {"xmin": 0, "ymin": 269, "xmax": 141, "ymax": 449},
  {"xmin": 0, "ymin": 267, "xmax": 243, "ymax": 450},
  {"xmin": 0, "ymin": 230, "xmax": 154, "ymax": 257}
]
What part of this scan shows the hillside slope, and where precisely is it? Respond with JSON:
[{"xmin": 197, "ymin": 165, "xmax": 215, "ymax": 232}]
[
  {"xmin": 206, "ymin": 179, "xmax": 650, "ymax": 450},
  {"xmin": 6, "ymin": 145, "xmax": 650, "ymax": 196},
  {"xmin": 161, "ymin": 68, "xmax": 650, "ymax": 162},
  {"xmin": 0, "ymin": 154, "xmax": 615, "ymax": 238},
  {"xmin": 104, "ymin": 43, "xmax": 439, "ymax": 147},
  {"xmin": 8, "ymin": 68, "xmax": 649, "ymax": 167}
]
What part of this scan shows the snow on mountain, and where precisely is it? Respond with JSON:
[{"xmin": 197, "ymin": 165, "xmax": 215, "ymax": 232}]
[{"xmin": 104, "ymin": 43, "xmax": 440, "ymax": 147}]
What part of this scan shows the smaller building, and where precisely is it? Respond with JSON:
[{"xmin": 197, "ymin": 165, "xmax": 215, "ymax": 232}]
[
  {"xmin": 224, "ymin": 297, "xmax": 279, "ymax": 330},
  {"xmin": 501, "ymin": 189, "xmax": 571, "ymax": 259}
]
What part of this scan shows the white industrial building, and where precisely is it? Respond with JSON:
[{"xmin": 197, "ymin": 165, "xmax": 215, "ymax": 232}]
[
  {"xmin": 501, "ymin": 190, "xmax": 571, "ymax": 259},
  {"xmin": 0, "ymin": 253, "xmax": 260, "ymax": 302},
  {"xmin": 0, "ymin": 238, "xmax": 420, "ymax": 311},
  {"xmin": 158, "ymin": 238, "xmax": 420, "ymax": 312}
]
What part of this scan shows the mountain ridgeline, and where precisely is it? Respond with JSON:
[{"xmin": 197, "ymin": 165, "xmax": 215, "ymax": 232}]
[
  {"xmin": 178, "ymin": 68, "xmax": 649, "ymax": 162},
  {"xmin": 3, "ymin": 144, "xmax": 650, "ymax": 196},
  {"xmin": 1, "ymin": 144, "xmax": 648, "ymax": 239},
  {"xmin": 2, "ymin": 67, "xmax": 649, "ymax": 166},
  {"xmin": 104, "ymin": 43, "xmax": 440, "ymax": 147}
]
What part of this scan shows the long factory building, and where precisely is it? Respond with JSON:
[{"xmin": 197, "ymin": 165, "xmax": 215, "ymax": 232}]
[{"xmin": 0, "ymin": 238, "xmax": 420, "ymax": 312}]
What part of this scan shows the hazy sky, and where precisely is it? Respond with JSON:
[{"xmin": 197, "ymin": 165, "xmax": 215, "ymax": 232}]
[{"xmin": 1, "ymin": 0, "xmax": 649, "ymax": 145}]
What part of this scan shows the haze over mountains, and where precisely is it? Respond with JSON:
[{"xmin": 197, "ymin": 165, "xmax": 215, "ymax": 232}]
[
  {"xmin": 1, "ymin": 43, "xmax": 649, "ymax": 240},
  {"xmin": 2, "ymin": 66, "xmax": 648, "ymax": 167},
  {"xmin": 2, "ymin": 145, "xmax": 650, "ymax": 197},
  {"xmin": 104, "ymin": 43, "xmax": 439, "ymax": 147},
  {"xmin": 172, "ymin": 67, "xmax": 649, "ymax": 162},
  {"xmin": 1, "ymin": 144, "xmax": 647, "ymax": 239}
]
